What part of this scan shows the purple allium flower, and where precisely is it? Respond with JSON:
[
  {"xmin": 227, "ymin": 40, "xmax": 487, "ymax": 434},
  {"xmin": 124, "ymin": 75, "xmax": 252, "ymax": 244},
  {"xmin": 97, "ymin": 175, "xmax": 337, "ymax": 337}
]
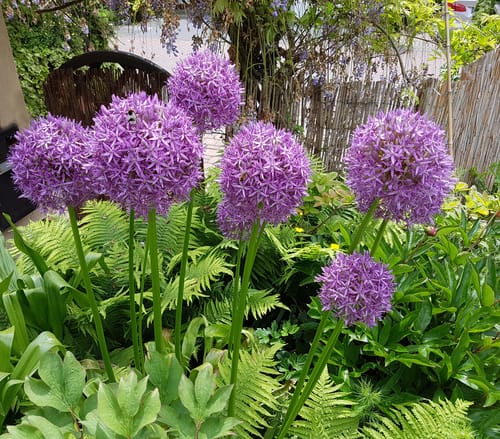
[
  {"xmin": 217, "ymin": 121, "xmax": 311, "ymax": 239},
  {"xmin": 9, "ymin": 114, "xmax": 95, "ymax": 212},
  {"xmin": 167, "ymin": 50, "xmax": 243, "ymax": 132},
  {"xmin": 316, "ymin": 252, "xmax": 395, "ymax": 327},
  {"xmin": 345, "ymin": 109, "xmax": 455, "ymax": 225},
  {"xmin": 91, "ymin": 92, "xmax": 203, "ymax": 218}
]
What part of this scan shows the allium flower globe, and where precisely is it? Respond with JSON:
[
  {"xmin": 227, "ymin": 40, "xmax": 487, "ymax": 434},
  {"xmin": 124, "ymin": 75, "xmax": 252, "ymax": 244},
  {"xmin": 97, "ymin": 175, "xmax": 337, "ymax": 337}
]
[
  {"xmin": 316, "ymin": 252, "xmax": 395, "ymax": 327},
  {"xmin": 91, "ymin": 92, "xmax": 203, "ymax": 218},
  {"xmin": 9, "ymin": 114, "xmax": 95, "ymax": 211},
  {"xmin": 345, "ymin": 109, "xmax": 455, "ymax": 225},
  {"xmin": 218, "ymin": 121, "xmax": 311, "ymax": 239},
  {"xmin": 168, "ymin": 50, "xmax": 243, "ymax": 132}
]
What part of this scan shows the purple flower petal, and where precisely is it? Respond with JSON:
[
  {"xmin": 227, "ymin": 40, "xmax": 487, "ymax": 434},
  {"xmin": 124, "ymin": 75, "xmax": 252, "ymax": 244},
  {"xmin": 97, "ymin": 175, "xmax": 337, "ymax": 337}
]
[
  {"xmin": 9, "ymin": 114, "xmax": 96, "ymax": 211},
  {"xmin": 217, "ymin": 121, "xmax": 311, "ymax": 239},
  {"xmin": 90, "ymin": 92, "xmax": 203, "ymax": 218},
  {"xmin": 316, "ymin": 252, "xmax": 395, "ymax": 327},
  {"xmin": 345, "ymin": 109, "xmax": 455, "ymax": 225},
  {"xmin": 168, "ymin": 50, "xmax": 244, "ymax": 133}
]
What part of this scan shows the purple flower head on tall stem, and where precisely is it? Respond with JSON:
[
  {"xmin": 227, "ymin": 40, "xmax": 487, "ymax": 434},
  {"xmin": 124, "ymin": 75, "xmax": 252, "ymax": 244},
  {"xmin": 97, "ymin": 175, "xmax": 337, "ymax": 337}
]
[
  {"xmin": 345, "ymin": 109, "xmax": 455, "ymax": 225},
  {"xmin": 167, "ymin": 49, "xmax": 244, "ymax": 132},
  {"xmin": 91, "ymin": 92, "xmax": 203, "ymax": 218},
  {"xmin": 217, "ymin": 121, "xmax": 311, "ymax": 240},
  {"xmin": 316, "ymin": 252, "xmax": 395, "ymax": 327},
  {"xmin": 9, "ymin": 114, "xmax": 95, "ymax": 212}
]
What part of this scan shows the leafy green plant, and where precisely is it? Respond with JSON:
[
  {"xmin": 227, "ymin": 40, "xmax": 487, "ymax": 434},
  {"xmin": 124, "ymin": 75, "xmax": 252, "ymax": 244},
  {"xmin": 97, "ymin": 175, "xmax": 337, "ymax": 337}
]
[
  {"xmin": 289, "ymin": 369, "xmax": 359, "ymax": 439},
  {"xmin": 360, "ymin": 398, "xmax": 476, "ymax": 438}
]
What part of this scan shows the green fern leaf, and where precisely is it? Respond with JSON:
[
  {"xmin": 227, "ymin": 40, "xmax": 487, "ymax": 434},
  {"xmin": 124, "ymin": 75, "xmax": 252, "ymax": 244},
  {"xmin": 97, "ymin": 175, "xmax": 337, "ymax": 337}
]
[
  {"xmin": 361, "ymin": 398, "xmax": 476, "ymax": 439},
  {"xmin": 246, "ymin": 288, "xmax": 288, "ymax": 320},
  {"xmin": 203, "ymin": 296, "xmax": 232, "ymax": 325},
  {"xmin": 290, "ymin": 369, "xmax": 360, "ymax": 439},
  {"xmin": 80, "ymin": 200, "xmax": 129, "ymax": 252},
  {"xmin": 218, "ymin": 344, "xmax": 282, "ymax": 438},
  {"xmin": 9, "ymin": 215, "xmax": 77, "ymax": 274}
]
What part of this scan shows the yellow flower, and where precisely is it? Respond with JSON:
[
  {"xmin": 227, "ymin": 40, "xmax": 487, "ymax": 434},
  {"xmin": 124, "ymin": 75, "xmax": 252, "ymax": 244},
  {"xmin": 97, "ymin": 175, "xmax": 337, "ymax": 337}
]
[
  {"xmin": 294, "ymin": 227, "xmax": 304, "ymax": 233},
  {"xmin": 330, "ymin": 243, "xmax": 340, "ymax": 251}
]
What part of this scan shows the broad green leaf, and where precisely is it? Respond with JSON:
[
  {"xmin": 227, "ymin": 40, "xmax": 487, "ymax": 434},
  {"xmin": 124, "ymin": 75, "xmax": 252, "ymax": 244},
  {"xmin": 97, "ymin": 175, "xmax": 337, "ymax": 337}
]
[
  {"xmin": 386, "ymin": 353, "xmax": 438, "ymax": 368},
  {"xmin": 145, "ymin": 352, "xmax": 183, "ymax": 405},
  {"xmin": 43, "ymin": 271, "xmax": 70, "ymax": 339},
  {"xmin": 25, "ymin": 351, "xmax": 84, "ymax": 412},
  {"xmin": 97, "ymin": 382, "xmax": 128, "ymax": 437},
  {"xmin": 480, "ymin": 284, "xmax": 495, "ymax": 307},
  {"xmin": 178, "ymin": 374, "xmax": 197, "ymax": 416},
  {"xmin": 130, "ymin": 387, "xmax": 161, "ymax": 436},
  {"xmin": 3, "ymin": 424, "xmax": 45, "ymax": 439},
  {"xmin": 414, "ymin": 298, "xmax": 432, "ymax": 332},
  {"xmin": 11, "ymin": 332, "xmax": 64, "ymax": 382},
  {"xmin": 182, "ymin": 317, "xmax": 205, "ymax": 363},
  {"xmin": 116, "ymin": 372, "xmax": 145, "ymax": 419},
  {"xmin": 2, "ymin": 214, "xmax": 48, "ymax": 276},
  {"xmin": 199, "ymin": 416, "xmax": 240, "ymax": 439},
  {"xmin": 205, "ymin": 385, "xmax": 233, "ymax": 417},
  {"xmin": 0, "ymin": 235, "xmax": 19, "ymax": 292},
  {"xmin": 194, "ymin": 363, "xmax": 216, "ymax": 408},
  {"xmin": 0, "ymin": 327, "xmax": 14, "ymax": 372},
  {"xmin": 22, "ymin": 416, "xmax": 65, "ymax": 439},
  {"xmin": 2, "ymin": 292, "xmax": 29, "ymax": 353}
]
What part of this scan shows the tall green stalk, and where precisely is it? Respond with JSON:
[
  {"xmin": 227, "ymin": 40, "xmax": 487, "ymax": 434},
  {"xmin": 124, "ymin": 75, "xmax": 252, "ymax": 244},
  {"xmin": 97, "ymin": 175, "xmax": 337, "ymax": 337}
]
[
  {"xmin": 228, "ymin": 241, "xmax": 244, "ymax": 355},
  {"xmin": 137, "ymin": 237, "xmax": 150, "ymax": 372},
  {"xmin": 67, "ymin": 205, "xmax": 115, "ymax": 382},
  {"xmin": 371, "ymin": 219, "xmax": 389, "ymax": 257},
  {"xmin": 277, "ymin": 318, "xmax": 343, "ymax": 439},
  {"xmin": 228, "ymin": 221, "xmax": 263, "ymax": 417},
  {"xmin": 272, "ymin": 311, "xmax": 330, "ymax": 438},
  {"xmin": 348, "ymin": 199, "xmax": 379, "ymax": 254},
  {"xmin": 175, "ymin": 190, "xmax": 196, "ymax": 368},
  {"xmin": 147, "ymin": 208, "xmax": 163, "ymax": 353},
  {"xmin": 128, "ymin": 209, "xmax": 141, "ymax": 370}
]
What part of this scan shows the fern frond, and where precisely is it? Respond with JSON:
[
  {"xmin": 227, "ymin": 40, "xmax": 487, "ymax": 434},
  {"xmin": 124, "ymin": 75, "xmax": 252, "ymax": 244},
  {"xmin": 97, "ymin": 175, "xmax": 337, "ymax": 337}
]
[
  {"xmin": 203, "ymin": 296, "xmax": 232, "ymax": 325},
  {"xmin": 10, "ymin": 215, "xmax": 77, "ymax": 273},
  {"xmin": 80, "ymin": 200, "xmax": 129, "ymax": 252},
  {"xmin": 185, "ymin": 252, "xmax": 233, "ymax": 292},
  {"xmin": 246, "ymin": 288, "xmax": 288, "ymax": 320},
  {"xmin": 290, "ymin": 369, "xmax": 360, "ymax": 439},
  {"xmin": 154, "ymin": 204, "xmax": 202, "ymax": 261},
  {"xmin": 218, "ymin": 344, "xmax": 282, "ymax": 438},
  {"xmin": 361, "ymin": 398, "xmax": 476, "ymax": 439}
]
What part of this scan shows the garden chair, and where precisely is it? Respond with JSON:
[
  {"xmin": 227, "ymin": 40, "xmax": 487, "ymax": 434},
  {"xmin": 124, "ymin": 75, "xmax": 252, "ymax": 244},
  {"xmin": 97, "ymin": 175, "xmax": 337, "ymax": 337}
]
[{"xmin": 43, "ymin": 50, "xmax": 170, "ymax": 126}]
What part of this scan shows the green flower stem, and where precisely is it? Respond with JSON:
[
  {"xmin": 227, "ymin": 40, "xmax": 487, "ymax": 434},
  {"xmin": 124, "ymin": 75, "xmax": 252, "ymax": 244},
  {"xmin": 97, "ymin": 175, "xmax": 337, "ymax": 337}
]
[
  {"xmin": 68, "ymin": 205, "xmax": 115, "ymax": 383},
  {"xmin": 147, "ymin": 208, "xmax": 163, "ymax": 353},
  {"xmin": 371, "ymin": 219, "xmax": 389, "ymax": 257},
  {"xmin": 128, "ymin": 209, "xmax": 141, "ymax": 371},
  {"xmin": 175, "ymin": 190, "xmax": 196, "ymax": 368},
  {"xmin": 277, "ymin": 318, "xmax": 344, "ymax": 439},
  {"xmin": 228, "ymin": 221, "xmax": 263, "ymax": 417},
  {"xmin": 228, "ymin": 241, "xmax": 244, "ymax": 355},
  {"xmin": 348, "ymin": 199, "xmax": 379, "ymax": 254},
  {"xmin": 137, "ymin": 237, "xmax": 149, "ymax": 371},
  {"xmin": 276, "ymin": 311, "xmax": 330, "ymax": 439}
]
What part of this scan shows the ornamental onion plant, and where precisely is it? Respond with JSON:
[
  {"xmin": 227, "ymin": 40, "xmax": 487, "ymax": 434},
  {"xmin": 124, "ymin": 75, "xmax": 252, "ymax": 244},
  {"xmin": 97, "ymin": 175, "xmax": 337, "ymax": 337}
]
[
  {"xmin": 217, "ymin": 120, "xmax": 311, "ymax": 416},
  {"xmin": 167, "ymin": 49, "xmax": 243, "ymax": 366},
  {"xmin": 276, "ymin": 109, "xmax": 455, "ymax": 438},
  {"xmin": 91, "ymin": 92, "xmax": 203, "ymax": 360},
  {"xmin": 9, "ymin": 114, "xmax": 116, "ymax": 382}
]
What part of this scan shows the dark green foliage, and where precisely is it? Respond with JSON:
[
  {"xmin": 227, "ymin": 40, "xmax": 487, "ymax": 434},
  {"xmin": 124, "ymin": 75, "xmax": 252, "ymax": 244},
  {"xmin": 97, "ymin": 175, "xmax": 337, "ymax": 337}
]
[
  {"xmin": 3, "ymin": 2, "xmax": 115, "ymax": 116},
  {"xmin": 360, "ymin": 398, "xmax": 476, "ymax": 438}
]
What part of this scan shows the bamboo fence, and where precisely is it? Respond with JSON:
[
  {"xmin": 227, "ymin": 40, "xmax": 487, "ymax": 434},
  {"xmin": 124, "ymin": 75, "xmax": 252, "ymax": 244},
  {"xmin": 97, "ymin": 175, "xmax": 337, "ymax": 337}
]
[
  {"xmin": 266, "ymin": 48, "xmax": 499, "ymax": 186},
  {"xmin": 418, "ymin": 48, "xmax": 499, "ymax": 187}
]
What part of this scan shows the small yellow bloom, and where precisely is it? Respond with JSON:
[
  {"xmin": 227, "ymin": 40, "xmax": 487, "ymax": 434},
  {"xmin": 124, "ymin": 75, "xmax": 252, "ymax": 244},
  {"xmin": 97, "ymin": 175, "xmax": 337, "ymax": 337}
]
[
  {"xmin": 294, "ymin": 227, "xmax": 304, "ymax": 233},
  {"xmin": 330, "ymin": 243, "xmax": 340, "ymax": 251}
]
